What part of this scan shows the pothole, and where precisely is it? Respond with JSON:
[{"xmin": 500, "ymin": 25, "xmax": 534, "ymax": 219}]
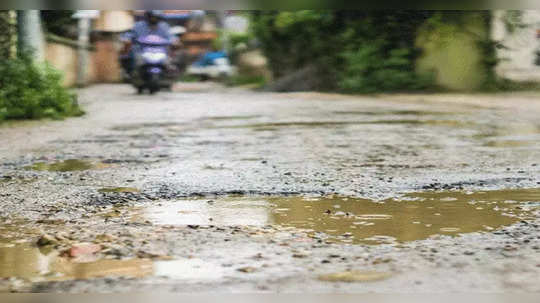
[
  {"xmin": 24, "ymin": 159, "xmax": 111, "ymax": 172},
  {"xmin": 331, "ymin": 110, "xmax": 456, "ymax": 116},
  {"xmin": 483, "ymin": 140, "xmax": 537, "ymax": 148},
  {"xmin": 216, "ymin": 119, "xmax": 469, "ymax": 130},
  {"xmin": 131, "ymin": 188, "xmax": 540, "ymax": 244},
  {"xmin": 0, "ymin": 242, "xmax": 225, "ymax": 282},
  {"xmin": 0, "ymin": 242, "xmax": 151, "ymax": 282}
]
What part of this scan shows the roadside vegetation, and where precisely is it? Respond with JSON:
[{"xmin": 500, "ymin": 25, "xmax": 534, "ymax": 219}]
[
  {"xmin": 0, "ymin": 10, "xmax": 82, "ymax": 123},
  {"xmin": 0, "ymin": 55, "xmax": 83, "ymax": 122},
  {"xmin": 250, "ymin": 11, "xmax": 510, "ymax": 93},
  {"xmin": 251, "ymin": 11, "xmax": 436, "ymax": 93},
  {"xmin": 224, "ymin": 75, "xmax": 267, "ymax": 88}
]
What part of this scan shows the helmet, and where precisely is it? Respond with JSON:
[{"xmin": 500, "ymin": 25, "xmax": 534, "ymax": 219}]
[{"xmin": 144, "ymin": 10, "xmax": 163, "ymax": 24}]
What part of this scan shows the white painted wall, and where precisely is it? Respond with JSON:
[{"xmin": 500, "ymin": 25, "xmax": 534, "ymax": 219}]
[
  {"xmin": 224, "ymin": 15, "xmax": 249, "ymax": 33},
  {"xmin": 95, "ymin": 11, "xmax": 134, "ymax": 32},
  {"xmin": 493, "ymin": 10, "xmax": 540, "ymax": 82}
]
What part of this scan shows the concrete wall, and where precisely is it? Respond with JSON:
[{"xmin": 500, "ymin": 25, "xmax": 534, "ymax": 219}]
[
  {"xmin": 45, "ymin": 40, "xmax": 97, "ymax": 87},
  {"xmin": 92, "ymin": 36, "xmax": 123, "ymax": 83},
  {"xmin": 44, "ymin": 11, "xmax": 133, "ymax": 87},
  {"xmin": 45, "ymin": 35, "xmax": 124, "ymax": 86},
  {"xmin": 92, "ymin": 11, "xmax": 134, "ymax": 83},
  {"xmin": 492, "ymin": 10, "xmax": 540, "ymax": 82},
  {"xmin": 95, "ymin": 11, "xmax": 134, "ymax": 32}
]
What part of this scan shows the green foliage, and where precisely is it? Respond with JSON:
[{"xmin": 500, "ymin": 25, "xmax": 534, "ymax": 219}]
[
  {"xmin": 251, "ymin": 11, "xmax": 436, "ymax": 92},
  {"xmin": 0, "ymin": 10, "xmax": 16, "ymax": 59},
  {"xmin": 418, "ymin": 11, "xmax": 499, "ymax": 91},
  {"xmin": 213, "ymin": 30, "xmax": 253, "ymax": 54},
  {"xmin": 177, "ymin": 74, "xmax": 201, "ymax": 83},
  {"xmin": 224, "ymin": 75, "xmax": 267, "ymax": 88},
  {"xmin": 339, "ymin": 44, "xmax": 433, "ymax": 93},
  {"xmin": 251, "ymin": 10, "xmax": 339, "ymax": 88},
  {"xmin": 229, "ymin": 32, "xmax": 252, "ymax": 49},
  {"xmin": 41, "ymin": 10, "xmax": 77, "ymax": 38},
  {"xmin": 0, "ymin": 56, "xmax": 84, "ymax": 121}
]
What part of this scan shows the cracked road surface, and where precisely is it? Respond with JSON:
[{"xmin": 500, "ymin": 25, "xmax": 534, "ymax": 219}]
[{"xmin": 1, "ymin": 83, "xmax": 540, "ymax": 292}]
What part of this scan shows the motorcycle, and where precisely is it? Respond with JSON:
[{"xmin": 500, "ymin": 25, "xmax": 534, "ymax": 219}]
[{"xmin": 132, "ymin": 35, "xmax": 171, "ymax": 94}]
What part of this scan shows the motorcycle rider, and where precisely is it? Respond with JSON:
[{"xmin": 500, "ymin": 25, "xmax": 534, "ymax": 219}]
[{"xmin": 120, "ymin": 10, "xmax": 177, "ymax": 78}]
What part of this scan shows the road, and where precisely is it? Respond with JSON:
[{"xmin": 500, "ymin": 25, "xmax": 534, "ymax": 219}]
[{"xmin": 0, "ymin": 83, "xmax": 540, "ymax": 292}]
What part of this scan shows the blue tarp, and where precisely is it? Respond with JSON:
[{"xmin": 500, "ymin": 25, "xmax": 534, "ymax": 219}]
[{"xmin": 194, "ymin": 52, "xmax": 228, "ymax": 67}]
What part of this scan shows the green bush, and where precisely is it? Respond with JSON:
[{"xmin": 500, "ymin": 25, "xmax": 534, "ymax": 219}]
[
  {"xmin": 41, "ymin": 10, "xmax": 77, "ymax": 39},
  {"xmin": 339, "ymin": 43, "xmax": 434, "ymax": 93},
  {"xmin": 224, "ymin": 75, "xmax": 267, "ymax": 88},
  {"xmin": 0, "ymin": 56, "xmax": 83, "ymax": 121},
  {"xmin": 251, "ymin": 11, "xmax": 440, "ymax": 92},
  {"xmin": 251, "ymin": 11, "xmax": 340, "ymax": 90}
]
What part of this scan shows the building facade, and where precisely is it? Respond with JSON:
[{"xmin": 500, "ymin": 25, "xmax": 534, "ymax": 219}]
[{"xmin": 493, "ymin": 10, "xmax": 540, "ymax": 82}]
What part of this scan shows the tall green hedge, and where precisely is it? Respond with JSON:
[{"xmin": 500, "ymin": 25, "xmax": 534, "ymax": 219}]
[
  {"xmin": 40, "ymin": 10, "xmax": 77, "ymax": 39},
  {"xmin": 252, "ymin": 11, "xmax": 496, "ymax": 93}
]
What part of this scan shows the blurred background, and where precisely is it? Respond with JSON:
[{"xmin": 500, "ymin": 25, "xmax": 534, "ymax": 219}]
[{"xmin": 2, "ymin": 10, "xmax": 540, "ymax": 92}]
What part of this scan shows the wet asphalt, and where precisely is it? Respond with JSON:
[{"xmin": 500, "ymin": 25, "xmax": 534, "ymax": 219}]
[{"xmin": 1, "ymin": 83, "xmax": 540, "ymax": 292}]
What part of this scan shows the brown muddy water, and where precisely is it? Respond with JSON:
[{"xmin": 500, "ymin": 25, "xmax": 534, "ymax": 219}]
[
  {"xmin": 331, "ymin": 110, "xmax": 457, "ymax": 116},
  {"xmin": 133, "ymin": 189, "xmax": 540, "ymax": 245},
  {"xmin": 1, "ymin": 189, "xmax": 539, "ymax": 282},
  {"xmin": 0, "ymin": 241, "xmax": 226, "ymax": 282},
  {"xmin": 0, "ymin": 220, "xmax": 223, "ymax": 282},
  {"xmin": 217, "ymin": 119, "xmax": 470, "ymax": 130},
  {"xmin": 0, "ymin": 243, "xmax": 152, "ymax": 282},
  {"xmin": 483, "ymin": 140, "xmax": 539, "ymax": 148},
  {"xmin": 24, "ymin": 159, "xmax": 110, "ymax": 172}
]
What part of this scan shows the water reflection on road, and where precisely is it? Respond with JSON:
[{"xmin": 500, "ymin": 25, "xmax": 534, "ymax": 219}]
[
  {"xmin": 0, "ymin": 242, "xmax": 224, "ymax": 282},
  {"xmin": 134, "ymin": 188, "xmax": 540, "ymax": 245}
]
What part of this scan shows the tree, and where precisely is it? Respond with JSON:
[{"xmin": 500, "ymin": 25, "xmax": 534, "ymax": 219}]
[
  {"xmin": 250, "ymin": 11, "xmax": 450, "ymax": 92},
  {"xmin": 17, "ymin": 10, "xmax": 45, "ymax": 61},
  {"xmin": 0, "ymin": 10, "xmax": 16, "ymax": 59},
  {"xmin": 40, "ymin": 10, "xmax": 77, "ymax": 39}
]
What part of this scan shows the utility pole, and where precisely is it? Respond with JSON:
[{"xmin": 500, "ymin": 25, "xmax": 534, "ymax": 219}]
[
  {"xmin": 216, "ymin": 10, "xmax": 230, "ymax": 52},
  {"xmin": 16, "ymin": 10, "xmax": 45, "ymax": 61},
  {"xmin": 76, "ymin": 17, "xmax": 91, "ymax": 87},
  {"xmin": 9, "ymin": 10, "xmax": 17, "ymax": 58},
  {"xmin": 73, "ymin": 10, "xmax": 98, "ymax": 87}
]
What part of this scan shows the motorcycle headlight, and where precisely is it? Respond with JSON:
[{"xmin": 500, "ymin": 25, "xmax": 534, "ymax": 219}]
[{"xmin": 142, "ymin": 52, "xmax": 167, "ymax": 62}]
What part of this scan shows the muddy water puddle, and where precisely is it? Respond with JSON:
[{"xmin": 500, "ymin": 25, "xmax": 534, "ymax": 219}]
[
  {"xmin": 0, "ymin": 242, "xmax": 224, "ymax": 283},
  {"xmin": 473, "ymin": 122, "xmax": 540, "ymax": 148},
  {"xmin": 483, "ymin": 139, "xmax": 539, "ymax": 148},
  {"xmin": 24, "ymin": 159, "xmax": 110, "ymax": 172},
  {"xmin": 331, "ymin": 110, "xmax": 457, "ymax": 116},
  {"xmin": 218, "ymin": 119, "xmax": 469, "ymax": 130},
  {"xmin": 134, "ymin": 189, "xmax": 540, "ymax": 244},
  {"xmin": 0, "ymin": 243, "xmax": 152, "ymax": 281},
  {"xmin": 0, "ymin": 223, "xmax": 150, "ymax": 283},
  {"xmin": 0, "ymin": 218, "xmax": 223, "ymax": 283}
]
